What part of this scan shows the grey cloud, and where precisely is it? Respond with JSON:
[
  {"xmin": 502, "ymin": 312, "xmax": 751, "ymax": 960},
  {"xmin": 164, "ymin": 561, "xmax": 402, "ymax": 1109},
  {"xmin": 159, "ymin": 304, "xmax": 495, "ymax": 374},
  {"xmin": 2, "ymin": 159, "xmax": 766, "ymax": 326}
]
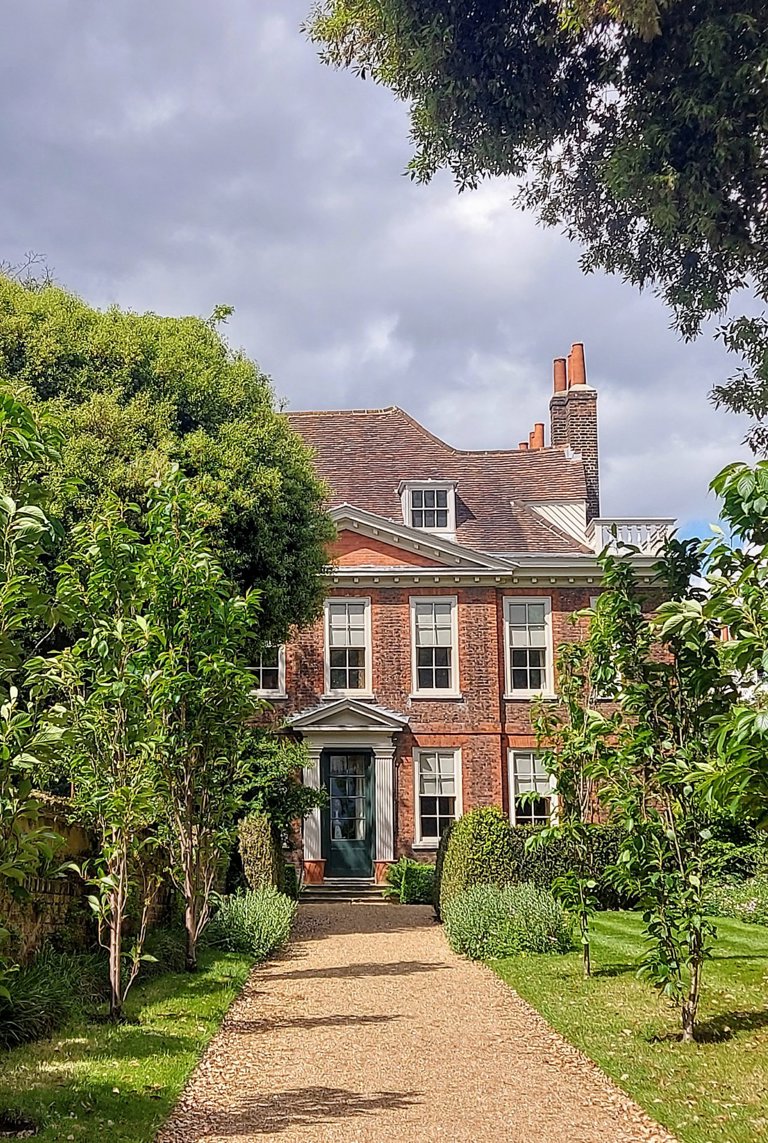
[{"xmin": 0, "ymin": 0, "xmax": 749, "ymax": 532}]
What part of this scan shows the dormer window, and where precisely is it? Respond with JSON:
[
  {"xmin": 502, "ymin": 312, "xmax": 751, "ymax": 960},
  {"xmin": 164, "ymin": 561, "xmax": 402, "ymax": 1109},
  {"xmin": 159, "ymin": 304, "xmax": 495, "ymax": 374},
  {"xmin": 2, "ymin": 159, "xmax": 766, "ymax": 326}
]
[{"xmin": 399, "ymin": 481, "xmax": 457, "ymax": 535}]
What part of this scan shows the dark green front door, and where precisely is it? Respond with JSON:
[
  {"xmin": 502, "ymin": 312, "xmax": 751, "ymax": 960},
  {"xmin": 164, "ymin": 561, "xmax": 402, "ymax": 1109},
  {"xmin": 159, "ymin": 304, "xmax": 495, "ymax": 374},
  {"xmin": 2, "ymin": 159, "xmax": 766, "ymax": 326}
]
[{"xmin": 321, "ymin": 751, "xmax": 374, "ymax": 878}]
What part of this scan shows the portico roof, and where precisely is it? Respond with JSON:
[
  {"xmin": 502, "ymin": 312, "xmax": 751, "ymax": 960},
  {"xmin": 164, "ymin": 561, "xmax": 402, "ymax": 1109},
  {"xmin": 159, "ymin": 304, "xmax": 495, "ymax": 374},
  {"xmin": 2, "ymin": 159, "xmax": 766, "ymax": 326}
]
[{"xmin": 287, "ymin": 697, "xmax": 409, "ymax": 735}]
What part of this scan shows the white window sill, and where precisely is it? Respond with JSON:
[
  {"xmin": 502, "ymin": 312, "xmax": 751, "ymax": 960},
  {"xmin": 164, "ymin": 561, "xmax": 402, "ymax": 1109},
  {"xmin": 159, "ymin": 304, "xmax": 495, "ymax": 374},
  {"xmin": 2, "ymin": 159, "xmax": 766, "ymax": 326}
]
[
  {"xmin": 254, "ymin": 691, "xmax": 287, "ymax": 700},
  {"xmin": 504, "ymin": 693, "xmax": 557, "ymax": 701},
  {"xmin": 409, "ymin": 692, "xmax": 464, "ymax": 701},
  {"xmin": 412, "ymin": 841, "xmax": 440, "ymax": 850},
  {"xmin": 321, "ymin": 692, "xmax": 376, "ymax": 702}
]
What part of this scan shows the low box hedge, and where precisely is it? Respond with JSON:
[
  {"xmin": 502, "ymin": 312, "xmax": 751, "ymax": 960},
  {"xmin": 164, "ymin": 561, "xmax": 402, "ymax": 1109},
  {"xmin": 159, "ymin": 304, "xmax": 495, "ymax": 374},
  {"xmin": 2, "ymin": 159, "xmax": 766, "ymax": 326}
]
[
  {"xmin": 383, "ymin": 857, "xmax": 435, "ymax": 904},
  {"xmin": 435, "ymin": 807, "xmax": 633, "ymax": 918},
  {"xmin": 432, "ymin": 821, "xmax": 454, "ymax": 920}
]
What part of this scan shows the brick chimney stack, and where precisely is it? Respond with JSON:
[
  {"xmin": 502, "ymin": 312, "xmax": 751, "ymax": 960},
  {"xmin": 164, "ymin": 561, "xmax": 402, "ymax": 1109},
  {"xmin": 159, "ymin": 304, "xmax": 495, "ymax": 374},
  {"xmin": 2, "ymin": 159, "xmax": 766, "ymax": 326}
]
[{"xmin": 549, "ymin": 342, "xmax": 599, "ymax": 521}]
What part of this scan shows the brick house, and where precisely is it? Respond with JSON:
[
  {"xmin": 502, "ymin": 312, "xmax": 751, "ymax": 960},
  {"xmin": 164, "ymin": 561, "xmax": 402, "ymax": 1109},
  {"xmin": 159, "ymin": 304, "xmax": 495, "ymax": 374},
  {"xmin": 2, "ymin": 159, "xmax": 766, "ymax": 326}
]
[{"xmin": 258, "ymin": 344, "xmax": 674, "ymax": 884}]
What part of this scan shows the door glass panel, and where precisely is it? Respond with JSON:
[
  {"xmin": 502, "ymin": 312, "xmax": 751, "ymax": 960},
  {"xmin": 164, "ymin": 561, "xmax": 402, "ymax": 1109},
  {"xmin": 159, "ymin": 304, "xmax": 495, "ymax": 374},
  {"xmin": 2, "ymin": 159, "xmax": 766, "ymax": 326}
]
[{"xmin": 329, "ymin": 754, "xmax": 367, "ymax": 843}]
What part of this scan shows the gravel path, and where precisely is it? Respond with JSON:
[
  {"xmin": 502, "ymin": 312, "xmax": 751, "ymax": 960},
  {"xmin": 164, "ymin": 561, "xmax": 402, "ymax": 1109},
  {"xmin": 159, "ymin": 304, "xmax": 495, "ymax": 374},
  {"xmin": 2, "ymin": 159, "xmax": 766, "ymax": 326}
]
[{"xmin": 158, "ymin": 903, "xmax": 674, "ymax": 1142}]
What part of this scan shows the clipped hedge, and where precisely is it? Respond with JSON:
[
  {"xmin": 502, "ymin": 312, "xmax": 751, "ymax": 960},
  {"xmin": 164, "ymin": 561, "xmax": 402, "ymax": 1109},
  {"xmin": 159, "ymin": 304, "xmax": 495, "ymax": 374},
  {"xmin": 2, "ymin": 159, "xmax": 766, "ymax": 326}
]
[
  {"xmin": 443, "ymin": 883, "xmax": 573, "ymax": 960},
  {"xmin": 438, "ymin": 807, "xmax": 515, "ymax": 916},
  {"xmin": 282, "ymin": 862, "xmax": 301, "ymax": 900},
  {"xmin": 436, "ymin": 807, "xmax": 632, "ymax": 919},
  {"xmin": 506, "ymin": 824, "xmax": 632, "ymax": 909},
  {"xmin": 701, "ymin": 824, "xmax": 768, "ymax": 881},
  {"xmin": 239, "ymin": 813, "xmax": 283, "ymax": 892},
  {"xmin": 432, "ymin": 821, "xmax": 454, "ymax": 920},
  {"xmin": 383, "ymin": 857, "xmax": 435, "ymax": 904}
]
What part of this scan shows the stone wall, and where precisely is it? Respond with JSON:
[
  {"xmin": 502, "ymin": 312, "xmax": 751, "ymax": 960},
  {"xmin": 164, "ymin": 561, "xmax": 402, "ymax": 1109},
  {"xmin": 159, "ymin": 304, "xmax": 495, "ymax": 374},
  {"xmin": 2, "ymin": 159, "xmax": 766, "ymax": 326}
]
[
  {"xmin": 2, "ymin": 795, "xmax": 175, "ymax": 962},
  {"xmin": 1, "ymin": 875, "xmax": 92, "ymax": 963}
]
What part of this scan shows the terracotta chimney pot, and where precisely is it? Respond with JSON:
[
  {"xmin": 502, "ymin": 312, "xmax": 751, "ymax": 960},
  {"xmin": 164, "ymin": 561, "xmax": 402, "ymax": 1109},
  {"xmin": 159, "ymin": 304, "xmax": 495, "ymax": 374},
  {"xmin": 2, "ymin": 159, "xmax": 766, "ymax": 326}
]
[
  {"xmin": 570, "ymin": 342, "xmax": 587, "ymax": 386},
  {"xmin": 528, "ymin": 430, "xmax": 536, "ymax": 449},
  {"xmin": 553, "ymin": 358, "xmax": 567, "ymax": 393},
  {"xmin": 519, "ymin": 441, "xmax": 529, "ymax": 450},
  {"xmin": 532, "ymin": 422, "xmax": 545, "ymax": 449}
]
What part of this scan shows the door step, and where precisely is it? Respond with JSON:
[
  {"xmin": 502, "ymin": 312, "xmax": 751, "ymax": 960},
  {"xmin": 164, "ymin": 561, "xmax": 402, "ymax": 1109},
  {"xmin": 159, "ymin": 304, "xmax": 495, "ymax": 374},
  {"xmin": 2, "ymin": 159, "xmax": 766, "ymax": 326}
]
[{"xmin": 302, "ymin": 879, "xmax": 388, "ymax": 904}]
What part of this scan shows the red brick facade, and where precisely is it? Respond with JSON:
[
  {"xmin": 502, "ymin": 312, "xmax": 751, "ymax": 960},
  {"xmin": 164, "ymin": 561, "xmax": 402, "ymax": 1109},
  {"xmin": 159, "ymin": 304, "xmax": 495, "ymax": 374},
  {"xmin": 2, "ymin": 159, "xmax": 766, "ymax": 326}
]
[
  {"xmin": 279, "ymin": 345, "xmax": 671, "ymax": 878},
  {"xmin": 280, "ymin": 577, "xmax": 592, "ymax": 859}
]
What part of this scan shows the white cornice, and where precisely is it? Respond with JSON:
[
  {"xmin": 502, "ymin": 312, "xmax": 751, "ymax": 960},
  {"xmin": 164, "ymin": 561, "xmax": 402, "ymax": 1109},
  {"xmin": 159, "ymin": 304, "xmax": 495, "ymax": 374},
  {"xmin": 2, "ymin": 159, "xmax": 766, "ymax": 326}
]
[
  {"xmin": 328, "ymin": 504, "xmax": 665, "ymax": 585},
  {"xmin": 288, "ymin": 697, "xmax": 409, "ymax": 733},
  {"xmin": 326, "ymin": 557, "xmax": 660, "ymax": 587}
]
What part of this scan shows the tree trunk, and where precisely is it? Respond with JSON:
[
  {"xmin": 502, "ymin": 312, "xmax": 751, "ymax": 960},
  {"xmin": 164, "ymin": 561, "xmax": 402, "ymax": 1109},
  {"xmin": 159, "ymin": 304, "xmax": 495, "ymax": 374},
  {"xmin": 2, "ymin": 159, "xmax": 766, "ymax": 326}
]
[
  {"xmin": 681, "ymin": 952, "xmax": 702, "ymax": 1043},
  {"xmin": 108, "ymin": 889, "xmax": 123, "ymax": 1021},
  {"xmin": 185, "ymin": 899, "xmax": 198, "ymax": 972},
  {"xmin": 580, "ymin": 914, "xmax": 591, "ymax": 978}
]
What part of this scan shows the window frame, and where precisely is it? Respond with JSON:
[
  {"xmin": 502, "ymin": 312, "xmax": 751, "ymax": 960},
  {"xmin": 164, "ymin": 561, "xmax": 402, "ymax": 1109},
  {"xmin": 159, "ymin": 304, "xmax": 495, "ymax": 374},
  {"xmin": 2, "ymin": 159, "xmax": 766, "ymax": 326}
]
[
  {"xmin": 409, "ymin": 595, "xmax": 460, "ymax": 698},
  {"xmin": 503, "ymin": 595, "xmax": 555, "ymax": 698},
  {"xmin": 413, "ymin": 747, "xmax": 463, "ymax": 848},
  {"xmin": 507, "ymin": 750, "xmax": 557, "ymax": 827},
  {"xmin": 323, "ymin": 596, "xmax": 373, "ymax": 698},
  {"xmin": 253, "ymin": 644, "xmax": 286, "ymax": 698},
  {"xmin": 399, "ymin": 481, "xmax": 457, "ymax": 535}
]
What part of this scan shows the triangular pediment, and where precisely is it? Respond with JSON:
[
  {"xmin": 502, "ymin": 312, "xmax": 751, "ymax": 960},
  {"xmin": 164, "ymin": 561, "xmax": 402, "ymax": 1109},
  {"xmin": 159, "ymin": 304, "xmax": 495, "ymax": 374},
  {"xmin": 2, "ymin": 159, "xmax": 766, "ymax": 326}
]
[
  {"xmin": 287, "ymin": 698, "xmax": 408, "ymax": 733},
  {"xmin": 329, "ymin": 504, "xmax": 517, "ymax": 572},
  {"xmin": 331, "ymin": 530, "xmax": 445, "ymax": 568}
]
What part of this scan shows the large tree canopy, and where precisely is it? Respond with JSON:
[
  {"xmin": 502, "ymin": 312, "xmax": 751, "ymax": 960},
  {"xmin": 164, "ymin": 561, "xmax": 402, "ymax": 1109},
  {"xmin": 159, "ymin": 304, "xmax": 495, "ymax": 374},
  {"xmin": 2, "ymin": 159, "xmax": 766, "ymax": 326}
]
[
  {"xmin": 306, "ymin": 1, "xmax": 768, "ymax": 445},
  {"xmin": 0, "ymin": 276, "xmax": 334, "ymax": 642}
]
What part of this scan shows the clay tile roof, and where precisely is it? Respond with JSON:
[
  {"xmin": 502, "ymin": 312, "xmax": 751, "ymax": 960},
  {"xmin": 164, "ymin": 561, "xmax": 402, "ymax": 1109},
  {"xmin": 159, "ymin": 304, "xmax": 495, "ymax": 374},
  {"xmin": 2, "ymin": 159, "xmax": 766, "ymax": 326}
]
[{"xmin": 286, "ymin": 406, "xmax": 590, "ymax": 556}]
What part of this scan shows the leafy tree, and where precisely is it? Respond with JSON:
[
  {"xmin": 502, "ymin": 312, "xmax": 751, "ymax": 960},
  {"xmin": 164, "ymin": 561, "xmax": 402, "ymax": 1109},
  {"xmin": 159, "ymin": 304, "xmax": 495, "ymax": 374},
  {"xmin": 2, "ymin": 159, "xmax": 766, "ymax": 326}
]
[
  {"xmin": 0, "ymin": 390, "xmax": 63, "ymax": 996},
  {"xmin": 691, "ymin": 461, "xmax": 768, "ymax": 825},
  {"xmin": 142, "ymin": 470, "xmax": 262, "ymax": 971},
  {"xmin": 532, "ymin": 641, "xmax": 613, "ymax": 977},
  {"xmin": 0, "ymin": 275, "xmax": 334, "ymax": 642},
  {"xmin": 586, "ymin": 541, "xmax": 735, "ymax": 1040},
  {"xmin": 35, "ymin": 499, "xmax": 162, "ymax": 1020},
  {"xmin": 561, "ymin": 0, "xmax": 675, "ymax": 38},
  {"xmin": 306, "ymin": 1, "xmax": 768, "ymax": 444},
  {"xmin": 240, "ymin": 730, "xmax": 327, "ymax": 847}
]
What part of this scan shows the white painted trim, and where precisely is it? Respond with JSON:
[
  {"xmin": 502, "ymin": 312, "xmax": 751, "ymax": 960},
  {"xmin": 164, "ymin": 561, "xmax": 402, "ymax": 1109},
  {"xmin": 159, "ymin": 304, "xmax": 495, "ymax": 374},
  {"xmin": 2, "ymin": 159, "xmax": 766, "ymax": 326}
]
[
  {"xmin": 527, "ymin": 501, "xmax": 588, "ymax": 544},
  {"xmin": 254, "ymin": 644, "xmax": 286, "ymax": 698},
  {"xmin": 304, "ymin": 748, "xmax": 322, "ymax": 860},
  {"xmin": 328, "ymin": 504, "xmax": 673, "ymax": 576},
  {"xmin": 299, "ymin": 734, "xmax": 397, "ymax": 868},
  {"xmin": 373, "ymin": 748, "xmax": 396, "ymax": 861},
  {"xmin": 288, "ymin": 697, "xmax": 408, "ymax": 733},
  {"xmin": 323, "ymin": 596, "xmax": 372, "ymax": 698},
  {"xmin": 409, "ymin": 595, "xmax": 460, "ymax": 697},
  {"xmin": 329, "ymin": 503, "xmax": 517, "ymax": 571},
  {"xmin": 502, "ymin": 595, "xmax": 555, "ymax": 698},
  {"xmin": 413, "ymin": 747, "xmax": 463, "ymax": 847},
  {"xmin": 398, "ymin": 481, "xmax": 457, "ymax": 538},
  {"xmin": 507, "ymin": 749, "xmax": 558, "ymax": 826},
  {"xmin": 327, "ymin": 559, "xmax": 660, "ymax": 585}
]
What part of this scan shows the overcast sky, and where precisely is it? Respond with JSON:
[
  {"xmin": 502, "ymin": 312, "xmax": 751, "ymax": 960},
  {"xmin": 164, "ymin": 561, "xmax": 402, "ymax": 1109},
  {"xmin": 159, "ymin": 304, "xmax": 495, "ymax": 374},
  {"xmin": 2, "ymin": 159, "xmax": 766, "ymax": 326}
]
[{"xmin": 1, "ymin": 0, "xmax": 750, "ymax": 534}]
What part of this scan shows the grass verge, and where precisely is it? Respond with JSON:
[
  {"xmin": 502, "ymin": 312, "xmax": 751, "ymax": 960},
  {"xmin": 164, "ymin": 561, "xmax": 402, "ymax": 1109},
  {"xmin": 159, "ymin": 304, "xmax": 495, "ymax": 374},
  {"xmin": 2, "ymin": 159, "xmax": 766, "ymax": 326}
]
[
  {"xmin": 0, "ymin": 948, "xmax": 252, "ymax": 1142},
  {"xmin": 493, "ymin": 911, "xmax": 768, "ymax": 1143}
]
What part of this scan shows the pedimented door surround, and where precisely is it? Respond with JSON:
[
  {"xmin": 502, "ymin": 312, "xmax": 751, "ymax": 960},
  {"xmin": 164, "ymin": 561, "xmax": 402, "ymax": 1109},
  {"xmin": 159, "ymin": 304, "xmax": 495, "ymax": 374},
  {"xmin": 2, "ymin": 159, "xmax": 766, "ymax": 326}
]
[{"xmin": 287, "ymin": 699, "xmax": 408, "ymax": 884}]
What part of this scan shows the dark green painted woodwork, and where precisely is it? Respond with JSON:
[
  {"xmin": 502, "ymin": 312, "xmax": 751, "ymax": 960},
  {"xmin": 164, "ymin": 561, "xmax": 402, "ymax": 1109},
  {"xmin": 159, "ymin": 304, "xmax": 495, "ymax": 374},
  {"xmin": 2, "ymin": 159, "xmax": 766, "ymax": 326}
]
[{"xmin": 321, "ymin": 751, "xmax": 374, "ymax": 878}]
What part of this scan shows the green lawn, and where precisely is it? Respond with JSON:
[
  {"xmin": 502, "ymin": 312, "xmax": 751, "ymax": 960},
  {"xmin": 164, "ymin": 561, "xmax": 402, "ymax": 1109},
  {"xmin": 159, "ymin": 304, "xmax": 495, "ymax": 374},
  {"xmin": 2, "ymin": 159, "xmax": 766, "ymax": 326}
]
[
  {"xmin": 0, "ymin": 949, "xmax": 252, "ymax": 1142},
  {"xmin": 493, "ymin": 912, "xmax": 768, "ymax": 1143}
]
